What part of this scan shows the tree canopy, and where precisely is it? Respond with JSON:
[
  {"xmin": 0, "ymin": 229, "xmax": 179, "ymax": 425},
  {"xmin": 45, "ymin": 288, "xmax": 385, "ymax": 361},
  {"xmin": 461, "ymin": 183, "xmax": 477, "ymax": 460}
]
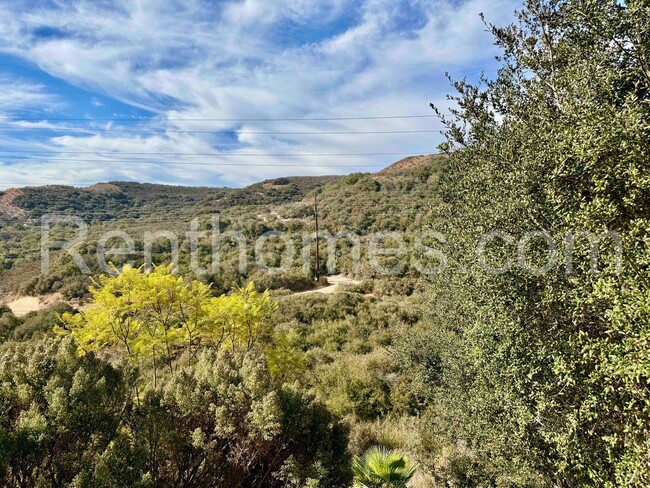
[
  {"xmin": 416, "ymin": 0, "xmax": 650, "ymax": 485},
  {"xmin": 59, "ymin": 265, "xmax": 276, "ymax": 380}
]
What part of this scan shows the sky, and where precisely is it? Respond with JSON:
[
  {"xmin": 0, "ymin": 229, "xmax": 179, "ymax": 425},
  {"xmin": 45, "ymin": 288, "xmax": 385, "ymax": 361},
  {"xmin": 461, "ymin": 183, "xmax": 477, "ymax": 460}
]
[{"xmin": 0, "ymin": 0, "xmax": 520, "ymax": 189}]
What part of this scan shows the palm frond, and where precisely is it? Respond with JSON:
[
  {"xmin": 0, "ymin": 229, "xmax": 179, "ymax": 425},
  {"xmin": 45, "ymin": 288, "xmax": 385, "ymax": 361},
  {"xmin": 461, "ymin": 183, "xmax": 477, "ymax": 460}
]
[{"xmin": 352, "ymin": 445, "xmax": 417, "ymax": 487}]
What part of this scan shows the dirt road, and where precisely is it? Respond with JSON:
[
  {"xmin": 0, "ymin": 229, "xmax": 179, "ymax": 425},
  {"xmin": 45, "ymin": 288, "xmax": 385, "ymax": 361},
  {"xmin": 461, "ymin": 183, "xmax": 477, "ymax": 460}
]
[{"xmin": 297, "ymin": 274, "xmax": 362, "ymax": 295}]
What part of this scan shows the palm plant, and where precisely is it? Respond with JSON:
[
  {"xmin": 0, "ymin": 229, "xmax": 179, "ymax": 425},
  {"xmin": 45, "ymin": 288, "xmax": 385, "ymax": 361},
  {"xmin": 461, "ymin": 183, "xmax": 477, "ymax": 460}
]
[{"xmin": 352, "ymin": 446, "xmax": 416, "ymax": 487}]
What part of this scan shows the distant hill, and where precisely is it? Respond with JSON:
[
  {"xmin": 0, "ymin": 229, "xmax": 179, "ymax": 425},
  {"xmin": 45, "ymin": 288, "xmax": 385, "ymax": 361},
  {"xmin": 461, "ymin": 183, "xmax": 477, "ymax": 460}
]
[
  {"xmin": 0, "ymin": 175, "xmax": 341, "ymax": 222},
  {"xmin": 0, "ymin": 155, "xmax": 438, "ymax": 224},
  {"xmin": 0, "ymin": 154, "xmax": 443, "ymax": 297}
]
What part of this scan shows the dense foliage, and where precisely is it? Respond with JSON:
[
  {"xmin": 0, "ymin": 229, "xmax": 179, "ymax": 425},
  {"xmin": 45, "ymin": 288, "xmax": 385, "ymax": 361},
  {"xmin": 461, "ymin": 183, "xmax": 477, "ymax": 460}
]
[
  {"xmin": 409, "ymin": 0, "xmax": 650, "ymax": 485},
  {"xmin": 0, "ymin": 337, "xmax": 350, "ymax": 487},
  {"xmin": 0, "ymin": 273, "xmax": 353, "ymax": 487}
]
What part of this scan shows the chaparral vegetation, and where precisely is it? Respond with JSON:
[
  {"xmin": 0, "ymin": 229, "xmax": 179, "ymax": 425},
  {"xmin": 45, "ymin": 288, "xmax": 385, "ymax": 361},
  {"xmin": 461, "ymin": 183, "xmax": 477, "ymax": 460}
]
[{"xmin": 0, "ymin": 1, "xmax": 648, "ymax": 486}]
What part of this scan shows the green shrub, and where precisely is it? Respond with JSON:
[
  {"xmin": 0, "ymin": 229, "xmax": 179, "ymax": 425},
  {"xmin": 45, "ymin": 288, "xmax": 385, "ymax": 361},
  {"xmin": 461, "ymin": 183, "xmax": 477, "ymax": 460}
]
[
  {"xmin": 142, "ymin": 349, "xmax": 352, "ymax": 487},
  {"xmin": 0, "ymin": 337, "xmax": 137, "ymax": 487}
]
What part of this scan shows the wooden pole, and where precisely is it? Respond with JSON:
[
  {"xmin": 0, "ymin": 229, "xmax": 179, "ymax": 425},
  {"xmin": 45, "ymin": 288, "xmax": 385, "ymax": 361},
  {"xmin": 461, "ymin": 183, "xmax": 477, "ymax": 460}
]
[{"xmin": 314, "ymin": 193, "xmax": 320, "ymax": 281}]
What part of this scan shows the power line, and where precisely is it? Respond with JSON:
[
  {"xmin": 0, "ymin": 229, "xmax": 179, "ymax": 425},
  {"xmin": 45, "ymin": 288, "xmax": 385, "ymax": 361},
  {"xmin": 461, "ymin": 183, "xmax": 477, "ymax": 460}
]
[
  {"xmin": 0, "ymin": 127, "xmax": 440, "ymax": 135},
  {"xmin": 1, "ymin": 114, "xmax": 438, "ymax": 122},
  {"xmin": 0, "ymin": 157, "xmax": 398, "ymax": 167},
  {"xmin": 0, "ymin": 150, "xmax": 424, "ymax": 157}
]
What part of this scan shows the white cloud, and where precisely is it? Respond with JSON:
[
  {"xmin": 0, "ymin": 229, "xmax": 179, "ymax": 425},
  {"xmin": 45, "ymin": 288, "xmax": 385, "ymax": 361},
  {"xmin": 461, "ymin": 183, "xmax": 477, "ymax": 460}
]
[
  {"xmin": 0, "ymin": 76, "xmax": 60, "ymax": 112},
  {"xmin": 0, "ymin": 0, "xmax": 521, "ymax": 189}
]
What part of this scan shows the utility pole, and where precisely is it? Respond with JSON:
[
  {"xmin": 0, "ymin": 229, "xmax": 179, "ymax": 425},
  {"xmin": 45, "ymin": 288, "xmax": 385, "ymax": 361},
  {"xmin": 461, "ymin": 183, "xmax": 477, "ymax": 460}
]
[{"xmin": 314, "ymin": 193, "xmax": 320, "ymax": 281}]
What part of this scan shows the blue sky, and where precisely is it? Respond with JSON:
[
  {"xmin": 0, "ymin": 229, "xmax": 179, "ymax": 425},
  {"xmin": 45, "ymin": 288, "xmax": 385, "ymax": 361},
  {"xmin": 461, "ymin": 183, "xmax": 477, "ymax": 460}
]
[{"xmin": 0, "ymin": 0, "xmax": 520, "ymax": 189}]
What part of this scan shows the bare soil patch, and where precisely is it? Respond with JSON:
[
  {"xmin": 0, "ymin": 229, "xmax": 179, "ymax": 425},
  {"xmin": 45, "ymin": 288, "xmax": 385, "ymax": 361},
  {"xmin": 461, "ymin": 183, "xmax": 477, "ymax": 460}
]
[{"xmin": 5, "ymin": 293, "xmax": 64, "ymax": 317}]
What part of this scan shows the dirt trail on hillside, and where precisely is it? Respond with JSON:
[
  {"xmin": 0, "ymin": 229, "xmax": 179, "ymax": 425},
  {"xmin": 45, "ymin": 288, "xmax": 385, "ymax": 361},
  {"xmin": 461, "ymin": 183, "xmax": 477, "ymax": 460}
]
[
  {"xmin": 297, "ymin": 274, "xmax": 362, "ymax": 295},
  {"xmin": 0, "ymin": 188, "xmax": 27, "ymax": 219}
]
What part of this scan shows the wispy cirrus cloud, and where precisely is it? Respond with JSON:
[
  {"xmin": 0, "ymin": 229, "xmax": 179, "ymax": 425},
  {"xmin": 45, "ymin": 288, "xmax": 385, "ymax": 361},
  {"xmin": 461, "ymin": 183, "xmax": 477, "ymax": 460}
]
[
  {"xmin": 0, "ymin": 76, "xmax": 60, "ymax": 112},
  {"xmin": 0, "ymin": 0, "xmax": 520, "ymax": 189}
]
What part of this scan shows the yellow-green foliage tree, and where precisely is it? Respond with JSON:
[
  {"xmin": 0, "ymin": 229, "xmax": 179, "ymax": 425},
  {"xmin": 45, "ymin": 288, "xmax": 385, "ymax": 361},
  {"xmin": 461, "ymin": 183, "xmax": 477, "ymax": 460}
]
[{"xmin": 58, "ymin": 265, "xmax": 276, "ymax": 378}]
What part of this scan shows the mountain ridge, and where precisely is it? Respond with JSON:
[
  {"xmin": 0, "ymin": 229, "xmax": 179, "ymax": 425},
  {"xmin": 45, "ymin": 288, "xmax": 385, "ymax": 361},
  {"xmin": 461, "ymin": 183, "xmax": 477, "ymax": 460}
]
[{"xmin": 0, "ymin": 155, "xmax": 438, "ymax": 222}]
